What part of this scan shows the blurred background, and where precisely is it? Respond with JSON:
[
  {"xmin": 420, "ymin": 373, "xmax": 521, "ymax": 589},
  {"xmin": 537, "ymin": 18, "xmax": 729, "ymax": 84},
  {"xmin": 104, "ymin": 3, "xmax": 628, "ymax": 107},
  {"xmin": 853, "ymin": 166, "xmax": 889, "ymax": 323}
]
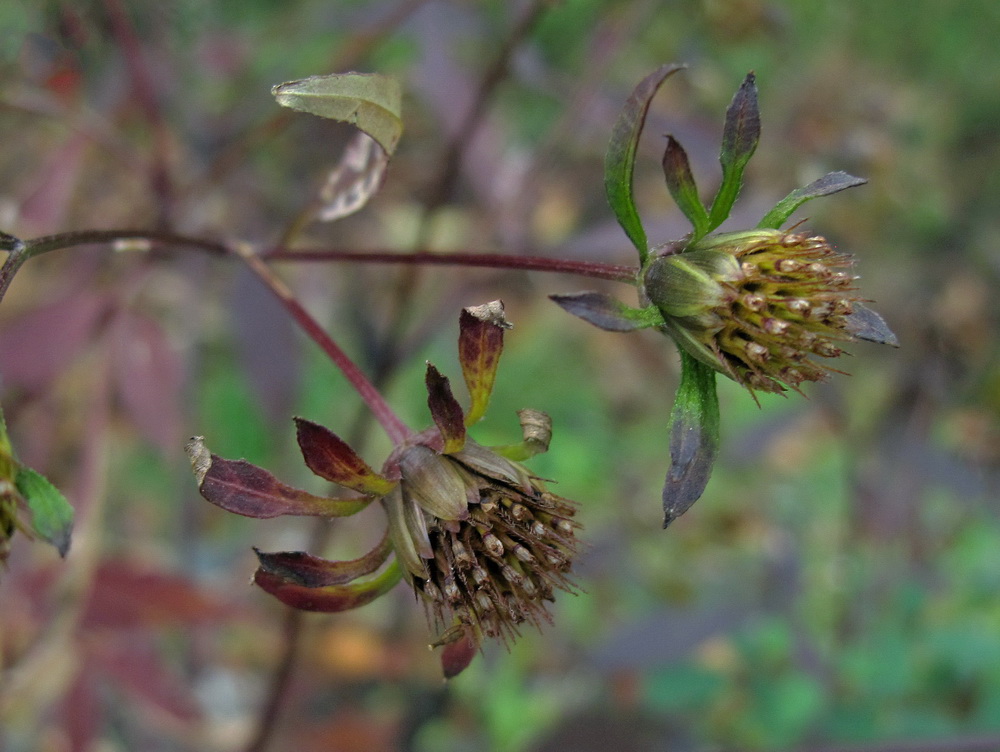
[{"xmin": 1, "ymin": 1, "xmax": 999, "ymax": 750}]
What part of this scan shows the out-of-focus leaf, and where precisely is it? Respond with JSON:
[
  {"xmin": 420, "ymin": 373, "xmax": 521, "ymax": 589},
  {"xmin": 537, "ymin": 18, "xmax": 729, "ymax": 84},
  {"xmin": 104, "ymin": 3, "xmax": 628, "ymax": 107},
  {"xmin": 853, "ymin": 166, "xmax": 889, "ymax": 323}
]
[
  {"xmin": 757, "ymin": 171, "xmax": 868, "ymax": 229},
  {"xmin": 92, "ymin": 641, "xmax": 202, "ymax": 723},
  {"xmin": 317, "ymin": 131, "xmax": 390, "ymax": 222},
  {"xmin": 459, "ymin": 301, "xmax": 511, "ymax": 426},
  {"xmin": 18, "ymin": 133, "xmax": 88, "ymax": 234},
  {"xmin": 662, "ymin": 135, "xmax": 710, "ymax": 239},
  {"xmin": 15, "ymin": 466, "xmax": 73, "ymax": 556},
  {"xmin": 846, "ymin": 303, "xmax": 899, "ymax": 347},
  {"xmin": 0, "ymin": 290, "xmax": 106, "ymax": 391},
  {"xmin": 426, "ymin": 363, "xmax": 466, "ymax": 454},
  {"xmin": 254, "ymin": 532, "xmax": 392, "ymax": 588},
  {"xmin": 662, "ymin": 353, "xmax": 720, "ymax": 527},
  {"xmin": 254, "ymin": 558, "xmax": 402, "ymax": 612},
  {"xmin": 272, "ymin": 73, "xmax": 403, "ymax": 156},
  {"xmin": 550, "ymin": 292, "xmax": 663, "ymax": 332},
  {"xmin": 708, "ymin": 72, "xmax": 760, "ymax": 229},
  {"xmin": 294, "ymin": 418, "xmax": 396, "ymax": 496},
  {"xmin": 605, "ymin": 64, "xmax": 684, "ymax": 263},
  {"xmin": 112, "ymin": 313, "xmax": 183, "ymax": 454},
  {"xmin": 185, "ymin": 437, "xmax": 370, "ymax": 519}
]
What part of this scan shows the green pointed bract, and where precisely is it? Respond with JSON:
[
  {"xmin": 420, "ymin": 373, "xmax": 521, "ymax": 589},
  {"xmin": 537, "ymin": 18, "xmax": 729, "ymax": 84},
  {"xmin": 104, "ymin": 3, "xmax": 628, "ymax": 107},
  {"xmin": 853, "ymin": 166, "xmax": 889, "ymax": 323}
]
[
  {"xmin": 14, "ymin": 467, "xmax": 74, "ymax": 557},
  {"xmin": 662, "ymin": 353, "xmax": 720, "ymax": 526},
  {"xmin": 662, "ymin": 135, "xmax": 710, "ymax": 239},
  {"xmin": 459, "ymin": 301, "xmax": 510, "ymax": 426},
  {"xmin": 708, "ymin": 72, "xmax": 760, "ymax": 230},
  {"xmin": 605, "ymin": 64, "xmax": 685, "ymax": 264},
  {"xmin": 758, "ymin": 171, "xmax": 868, "ymax": 230}
]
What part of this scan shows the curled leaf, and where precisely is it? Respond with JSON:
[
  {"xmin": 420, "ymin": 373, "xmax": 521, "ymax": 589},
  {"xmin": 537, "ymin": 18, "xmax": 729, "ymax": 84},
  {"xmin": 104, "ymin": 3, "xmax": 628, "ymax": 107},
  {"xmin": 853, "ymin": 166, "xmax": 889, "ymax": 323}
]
[
  {"xmin": 605, "ymin": 64, "xmax": 685, "ymax": 263},
  {"xmin": 254, "ymin": 558, "xmax": 402, "ymax": 613},
  {"xmin": 459, "ymin": 301, "xmax": 511, "ymax": 426},
  {"xmin": 185, "ymin": 437, "xmax": 370, "ymax": 519},
  {"xmin": 317, "ymin": 131, "xmax": 390, "ymax": 222},
  {"xmin": 662, "ymin": 353, "xmax": 720, "ymax": 527},
  {"xmin": 550, "ymin": 292, "xmax": 664, "ymax": 332},
  {"xmin": 295, "ymin": 418, "xmax": 396, "ymax": 496},
  {"xmin": 254, "ymin": 532, "xmax": 392, "ymax": 588},
  {"xmin": 272, "ymin": 72, "xmax": 403, "ymax": 156},
  {"xmin": 426, "ymin": 364, "xmax": 466, "ymax": 454}
]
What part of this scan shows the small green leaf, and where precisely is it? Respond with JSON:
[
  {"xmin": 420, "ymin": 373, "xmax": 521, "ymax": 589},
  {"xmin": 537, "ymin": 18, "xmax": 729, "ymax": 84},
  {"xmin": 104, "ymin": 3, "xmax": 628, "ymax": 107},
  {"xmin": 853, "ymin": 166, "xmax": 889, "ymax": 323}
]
[
  {"xmin": 15, "ymin": 467, "xmax": 73, "ymax": 556},
  {"xmin": 605, "ymin": 64, "xmax": 685, "ymax": 264},
  {"xmin": 272, "ymin": 73, "xmax": 403, "ymax": 156},
  {"xmin": 662, "ymin": 352, "xmax": 720, "ymax": 527},
  {"xmin": 757, "ymin": 171, "xmax": 868, "ymax": 229},
  {"xmin": 550, "ymin": 292, "xmax": 664, "ymax": 332},
  {"xmin": 662, "ymin": 136, "xmax": 710, "ymax": 239},
  {"xmin": 708, "ymin": 72, "xmax": 760, "ymax": 230}
]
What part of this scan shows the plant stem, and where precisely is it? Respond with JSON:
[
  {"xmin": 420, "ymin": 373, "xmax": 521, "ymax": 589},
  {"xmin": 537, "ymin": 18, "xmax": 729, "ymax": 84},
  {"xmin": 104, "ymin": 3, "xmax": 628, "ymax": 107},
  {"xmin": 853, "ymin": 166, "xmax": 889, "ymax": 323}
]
[{"xmin": 264, "ymin": 248, "xmax": 638, "ymax": 283}]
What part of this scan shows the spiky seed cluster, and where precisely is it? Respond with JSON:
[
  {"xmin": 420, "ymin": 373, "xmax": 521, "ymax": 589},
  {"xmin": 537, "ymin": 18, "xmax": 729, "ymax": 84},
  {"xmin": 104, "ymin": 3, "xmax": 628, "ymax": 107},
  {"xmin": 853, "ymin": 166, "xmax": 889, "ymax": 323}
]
[
  {"xmin": 644, "ymin": 229, "xmax": 860, "ymax": 393},
  {"xmin": 385, "ymin": 438, "xmax": 577, "ymax": 645}
]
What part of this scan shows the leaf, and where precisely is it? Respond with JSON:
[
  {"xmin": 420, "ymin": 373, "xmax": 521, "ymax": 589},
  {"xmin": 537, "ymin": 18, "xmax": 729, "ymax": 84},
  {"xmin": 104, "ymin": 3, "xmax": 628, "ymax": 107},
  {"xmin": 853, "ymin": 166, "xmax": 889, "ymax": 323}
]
[
  {"xmin": 845, "ymin": 303, "xmax": 899, "ymax": 347},
  {"xmin": 708, "ymin": 72, "xmax": 760, "ymax": 230},
  {"xmin": 488, "ymin": 409, "xmax": 552, "ymax": 463},
  {"xmin": 550, "ymin": 292, "xmax": 664, "ymax": 332},
  {"xmin": 662, "ymin": 353, "xmax": 720, "ymax": 527},
  {"xmin": 398, "ymin": 445, "xmax": 469, "ymax": 522},
  {"xmin": 272, "ymin": 73, "xmax": 403, "ymax": 156},
  {"xmin": 438, "ymin": 627, "xmax": 479, "ymax": 679},
  {"xmin": 605, "ymin": 64, "xmax": 685, "ymax": 263},
  {"xmin": 294, "ymin": 418, "xmax": 396, "ymax": 496},
  {"xmin": 185, "ymin": 437, "xmax": 370, "ymax": 519},
  {"xmin": 458, "ymin": 301, "xmax": 511, "ymax": 426},
  {"xmin": 757, "ymin": 171, "xmax": 869, "ymax": 229},
  {"xmin": 662, "ymin": 135, "xmax": 710, "ymax": 239},
  {"xmin": 254, "ymin": 532, "xmax": 392, "ymax": 588},
  {"xmin": 254, "ymin": 558, "xmax": 402, "ymax": 613},
  {"xmin": 426, "ymin": 364, "xmax": 466, "ymax": 454},
  {"xmin": 317, "ymin": 131, "xmax": 391, "ymax": 222},
  {"xmin": 15, "ymin": 467, "xmax": 73, "ymax": 556}
]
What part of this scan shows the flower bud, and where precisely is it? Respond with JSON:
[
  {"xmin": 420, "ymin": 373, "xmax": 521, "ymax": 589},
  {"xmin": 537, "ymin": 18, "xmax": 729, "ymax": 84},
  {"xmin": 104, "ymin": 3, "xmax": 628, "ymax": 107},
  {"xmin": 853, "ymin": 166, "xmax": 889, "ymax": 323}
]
[{"xmin": 643, "ymin": 229, "xmax": 868, "ymax": 393}]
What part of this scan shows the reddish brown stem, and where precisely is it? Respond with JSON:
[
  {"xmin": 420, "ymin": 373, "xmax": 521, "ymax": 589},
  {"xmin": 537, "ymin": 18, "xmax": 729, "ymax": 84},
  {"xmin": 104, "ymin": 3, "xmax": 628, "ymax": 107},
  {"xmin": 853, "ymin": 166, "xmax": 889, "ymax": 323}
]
[{"xmin": 264, "ymin": 248, "xmax": 638, "ymax": 283}]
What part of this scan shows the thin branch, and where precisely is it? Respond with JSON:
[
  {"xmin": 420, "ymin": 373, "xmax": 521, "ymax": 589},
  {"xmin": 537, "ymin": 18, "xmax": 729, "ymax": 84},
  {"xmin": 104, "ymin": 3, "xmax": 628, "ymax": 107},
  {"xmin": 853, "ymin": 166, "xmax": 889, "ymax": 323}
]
[{"xmin": 264, "ymin": 248, "xmax": 638, "ymax": 283}]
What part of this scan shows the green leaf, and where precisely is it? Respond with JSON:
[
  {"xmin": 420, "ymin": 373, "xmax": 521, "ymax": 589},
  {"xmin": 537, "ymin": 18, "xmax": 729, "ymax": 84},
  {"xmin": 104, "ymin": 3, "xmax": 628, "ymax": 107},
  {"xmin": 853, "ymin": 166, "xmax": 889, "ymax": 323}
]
[
  {"xmin": 757, "ymin": 171, "xmax": 868, "ymax": 229},
  {"xmin": 604, "ymin": 64, "xmax": 685, "ymax": 264},
  {"xmin": 708, "ymin": 72, "xmax": 760, "ymax": 230},
  {"xmin": 662, "ymin": 352, "xmax": 720, "ymax": 527},
  {"xmin": 662, "ymin": 136, "xmax": 710, "ymax": 239},
  {"xmin": 272, "ymin": 73, "xmax": 403, "ymax": 156},
  {"xmin": 14, "ymin": 467, "xmax": 73, "ymax": 556},
  {"xmin": 550, "ymin": 292, "xmax": 664, "ymax": 331}
]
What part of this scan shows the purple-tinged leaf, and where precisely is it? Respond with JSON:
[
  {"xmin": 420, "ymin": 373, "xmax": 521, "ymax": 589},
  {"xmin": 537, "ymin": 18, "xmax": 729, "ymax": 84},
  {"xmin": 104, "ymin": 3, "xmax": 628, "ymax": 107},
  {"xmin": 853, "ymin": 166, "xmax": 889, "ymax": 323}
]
[
  {"xmin": 185, "ymin": 437, "xmax": 369, "ymax": 519},
  {"xmin": 459, "ymin": 301, "xmax": 511, "ymax": 426},
  {"xmin": 757, "ymin": 171, "xmax": 868, "ymax": 229},
  {"xmin": 295, "ymin": 418, "xmax": 396, "ymax": 496},
  {"xmin": 254, "ymin": 533, "xmax": 391, "ymax": 588},
  {"xmin": 605, "ymin": 64, "xmax": 685, "ymax": 263},
  {"xmin": 438, "ymin": 627, "xmax": 479, "ymax": 679},
  {"xmin": 662, "ymin": 135, "xmax": 710, "ymax": 239},
  {"xmin": 550, "ymin": 292, "xmax": 664, "ymax": 332},
  {"xmin": 663, "ymin": 353, "xmax": 720, "ymax": 527},
  {"xmin": 708, "ymin": 72, "xmax": 760, "ymax": 229},
  {"xmin": 845, "ymin": 303, "xmax": 899, "ymax": 347},
  {"xmin": 426, "ymin": 363, "xmax": 466, "ymax": 454},
  {"xmin": 254, "ymin": 559, "xmax": 402, "ymax": 613}
]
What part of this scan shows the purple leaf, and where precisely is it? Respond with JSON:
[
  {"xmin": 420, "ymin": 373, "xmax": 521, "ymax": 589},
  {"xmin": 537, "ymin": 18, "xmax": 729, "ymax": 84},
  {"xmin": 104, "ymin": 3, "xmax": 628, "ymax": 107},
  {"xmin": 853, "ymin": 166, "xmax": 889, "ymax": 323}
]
[
  {"xmin": 254, "ymin": 533, "xmax": 392, "ymax": 588},
  {"xmin": 295, "ymin": 418, "xmax": 395, "ymax": 495},
  {"xmin": 426, "ymin": 363, "xmax": 466, "ymax": 453}
]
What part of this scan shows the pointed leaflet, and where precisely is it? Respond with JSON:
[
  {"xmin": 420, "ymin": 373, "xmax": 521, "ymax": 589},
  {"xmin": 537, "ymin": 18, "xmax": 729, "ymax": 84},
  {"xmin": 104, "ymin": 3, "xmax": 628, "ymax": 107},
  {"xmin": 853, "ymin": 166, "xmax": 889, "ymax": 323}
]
[
  {"xmin": 662, "ymin": 352, "xmax": 720, "ymax": 527},
  {"xmin": 662, "ymin": 136, "xmax": 710, "ymax": 239},
  {"xmin": 272, "ymin": 73, "xmax": 403, "ymax": 157},
  {"xmin": 254, "ymin": 532, "xmax": 391, "ymax": 588},
  {"xmin": 15, "ymin": 467, "xmax": 74, "ymax": 556},
  {"xmin": 757, "ymin": 171, "xmax": 868, "ymax": 229},
  {"xmin": 426, "ymin": 364, "xmax": 466, "ymax": 454},
  {"xmin": 550, "ymin": 292, "xmax": 664, "ymax": 332},
  {"xmin": 185, "ymin": 437, "xmax": 370, "ymax": 519},
  {"xmin": 295, "ymin": 418, "xmax": 395, "ymax": 495},
  {"xmin": 708, "ymin": 72, "xmax": 760, "ymax": 230},
  {"xmin": 605, "ymin": 64, "xmax": 684, "ymax": 264},
  {"xmin": 459, "ymin": 301, "xmax": 511, "ymax": 426},
  {"xmin": 255, "ymin": 558, "xmax": 403, "ymax": 613}
]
